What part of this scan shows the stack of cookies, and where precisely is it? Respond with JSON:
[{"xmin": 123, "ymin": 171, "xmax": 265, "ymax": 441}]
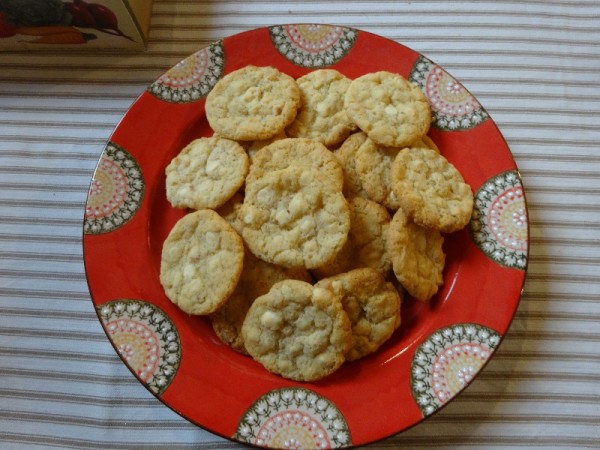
[{"xmin": 159, "ymin": 65, "xmax": 473, "ymax": 382}]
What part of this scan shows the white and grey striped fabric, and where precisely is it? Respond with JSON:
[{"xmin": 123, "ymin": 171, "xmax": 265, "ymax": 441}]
[{"xmin": 1, "ymin": 1, "xmax": 599, "ymax": 448}]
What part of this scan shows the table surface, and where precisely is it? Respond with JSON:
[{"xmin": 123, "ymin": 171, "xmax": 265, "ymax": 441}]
[{"xmin": 1, "ymin": 1, "xmax": 599, "ymax": 449}]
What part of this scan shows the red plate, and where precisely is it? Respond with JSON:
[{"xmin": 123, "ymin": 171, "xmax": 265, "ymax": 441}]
[{"xmin": 83, "ymin": 24, "xmax": 529, "ymax": 449}]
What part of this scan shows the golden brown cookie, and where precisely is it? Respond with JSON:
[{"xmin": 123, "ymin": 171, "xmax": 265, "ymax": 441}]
[
  {"xmin": 355, "ymin": 137, "xmax": 402, "ymax": 210},
  {"xmin": 165, "ymin": 136, "xmax": 249, "ymax": 210},
  {"xmin": 159, "ymin": 209, "xmax": 245, "ymax": 315},
  {"xmin": 344, "ymin": 71, "xmax": 431, "ymax": 148},
  {"xmin": 241, "ymin": 280, "xmax": 352, "ymax": 381},
  {"xmin": 416, "ymin": 134, "xmax": 439, "ymax": 153},
  {"xmin": 286, "ymin": 69, "xmax": 357, "ymax": 147},
  {"xmin": 245, "ymin": 130, "xmax": 287, "ymax": 164},
  {"xmin": 316, "ymin": 268, "xmax": 402, "ymax": 361},
  {"xmin": 205, "ymin": 65, "xmax": 301, "ymax": 141},
  {"xmin": 215, "ymin": 192, "xmax": 244, "ymax": 235},
  {"xmin": 388, "ymin": 208, "xmax": 445, "ymax": 301},
  {"xmin": 246, "ymin": 137, "xmax": 344, "ymax": 192},
  {"xmin": 313, "ymin": 196, "xmax": 391, "ymax": 278},
  {"xmin": 240, "ymin": 166, "xmax": 351, "ymax": 269},
  {"xmin": 333, "ymin": 131, "xmax": 370, "ymax": 199},
  {"xmin": 210, "ymin": 249, "xmax": 311, "ymax": 354},
  {"xmin": 391, "ymin": 147, "xmax": 473, "ymax": 233}
]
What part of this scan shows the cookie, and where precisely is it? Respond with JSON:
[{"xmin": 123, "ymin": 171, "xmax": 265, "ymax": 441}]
[
  {"xmin": 205, "ymin": 65, "xmax": 301, "ymax": 141},
  {"xmin": 165, "ymin": 136, "xmax": 249, "ymax": 210},
  {"xmin": 241, "ymin": 280, "xmax": 352, "ymax": 381},
  {"xmin": 160, "ymin": 209, "xmax": 245, "ymax": 315},
  {"xmin": 316, "ymin": 268, "xmax": 402, "ymax": 361},
  {"xmin": 346, "ymin": 197, "xmax": 392, "ymax": 274},
  {"xmin": 313, "ymin": 196, "xmax": 391, "ymax": 278},
  {"xmin": 344, "ymin": 71, "xmax": 430, "ymax": 148},
  {"xmin": 391, "ymin": 147, "xmax": 473, "ymax": 233},
  {"xmin": 286, "ymin": 69, "xmax": 357, "ymax": 147},
  {"xmin": 210, "ymin": 249, "xmax": 311, "ymax": 354},
  {"xmin": 388, "ymin": 208, "xmax": 445, "ymax": 301},
  {"xmin": 246, "ymin": 137, "xmax": 344, "ymax": 192},
  {"xmin": 416, "ymin": 134, "xmax": 439, "ymax": 153},
  {"xmin": 245, "ymin": 130, "xmax": 287, "ymax": 163},
  {"xmin": 333, "ymin": 131, "xmax": 370, "ymax": 198},
  {"xmin": 240, "ymin": 166, "xmax": 351, "ymax": 269},
  {"xmin": 355, "ymin": 136, "xmax": 402, "ymax": 210},
  {"xmin": 215, "ymin": 192, "xmax": 244, "ymax": 235}
]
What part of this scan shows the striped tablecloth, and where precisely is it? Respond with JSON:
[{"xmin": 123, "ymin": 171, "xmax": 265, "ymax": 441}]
[{"xmin": 1, "ymin": 1, "xmax": 599, "ymax": 448}]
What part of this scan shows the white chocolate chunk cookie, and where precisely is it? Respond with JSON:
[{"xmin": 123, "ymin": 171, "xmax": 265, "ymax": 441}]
[
  {"xmin": 415, "ymin": 134, "xmax": 439, "ymax": 153},
  {"xmin": 316, "ymin": 268, "xmax": 402, "ymax": 361},
  {"xmin": 160, "ymin": 209, "xmax": 244, "ymax": 315},
  {"xmin": 241, "ymin": 280, "xmax": 352, "ymax": 381},
  {"xmin": 215, "ymin": 192, "xmax": 245, "ymax": 235},
  {"xmin": 355, "ymin": 137, "xmax": 401, "ymax": 210},
  {"xmin": 245, "ymin": 130, "xmax": 287, "ymax": 163},
  {"xmin": 346, "ymin": 197, "xmax": 392, "ymax": 274},
  {"xmin": 240, "ymin": 166, "xmax": 350, "ymax": 269},
  {"xmin": 165, "ymin": 136, "xmax": 249, "ymax": 210},
  {"xmin": 210, "ymin": 250, "xmax": 311, "ymax": 354},
  {"xmin": 391, "ymin": 147, "xmax": 473, "ymax": 233},
  {"xmin": 313, "ymin": 196, "xmax": 391, "ymax": 278},
  {"xmin": 205, "ymin": 65, "xmax": 301, "ymax": 141},
  {"xmin": 286, "ymin": 69, "xmax": 357, "ymax": 147},
  {"xmin": 344, "ymin": 71, "xmax": 430, "ymax": 148},
  {"xmin": 333, "ymin": 131, "xmax": 370, "ymax": 199},
  {"xmin": 388, "ymin": 208, "xmax": 445, "ymax": 301},
  {"xmin": 246, "ymin": 137, "xmax": 344, "ymax": 192}
]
